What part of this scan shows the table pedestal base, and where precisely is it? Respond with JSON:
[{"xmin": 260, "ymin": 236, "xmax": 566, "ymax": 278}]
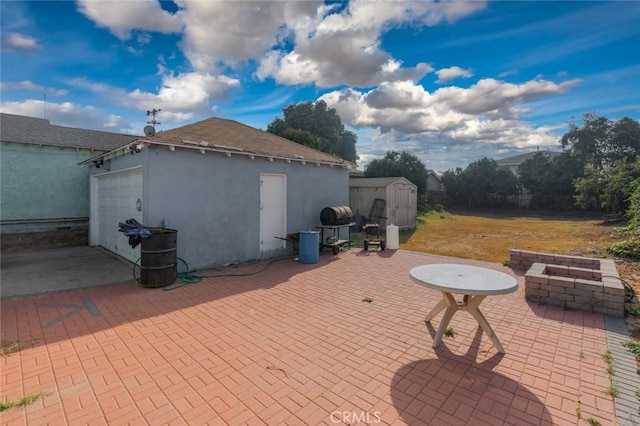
[{"xmin": 425, "ymin": 292, "xmax": 505, "ymax": 354}]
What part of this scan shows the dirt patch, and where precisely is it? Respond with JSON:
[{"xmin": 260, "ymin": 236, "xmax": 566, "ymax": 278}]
[
  {"xmin": 400, "ymin": 209, "xmax": 640, "ymax": 305},
  {"xmin": 402, "ymin": 210, "xmax": 621, "ymax": 261},
  {"xmin": 1, "ymin": 230, "xmax": 88, "ymax": 253}
]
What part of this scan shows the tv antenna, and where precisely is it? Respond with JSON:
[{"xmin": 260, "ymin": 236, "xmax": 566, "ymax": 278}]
[{"xmin": 144, "ymin": 108, "xmax": 161, "ymax": 136}]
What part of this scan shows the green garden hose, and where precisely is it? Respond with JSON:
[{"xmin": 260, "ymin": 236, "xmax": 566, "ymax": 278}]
[{"xmin": 133, "ymin": 256, "xmax": 295, "ymax": 291}]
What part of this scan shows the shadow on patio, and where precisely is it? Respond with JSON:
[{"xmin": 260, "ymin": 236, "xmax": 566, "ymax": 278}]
[
  {"xmin": 1, "ymin": 250, "xmax": 615, "ymax": 425},
  {"xmin": 391, "ymin": 327, "xmax": 553, "ymax": 424}
]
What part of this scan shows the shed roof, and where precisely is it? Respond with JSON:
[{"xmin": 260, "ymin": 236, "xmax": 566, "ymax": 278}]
[
  {"xmin": 0, "ymin": 113, "xmax": 137, "ymax": 150},
  {"xmin": 349, "ymin": 176, "xmax": 416, "ymax": 188},
  {"xmin": 82, "ymin": 116, "xmax": 355, "ymax": 168}
]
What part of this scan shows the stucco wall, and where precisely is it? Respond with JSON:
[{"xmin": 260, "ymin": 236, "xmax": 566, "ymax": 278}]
[
  {"xmin": 100, "ymin": 146, "xmax": 349, "ymax": 270},
  {"xmin": 1, "ymin": 142, "xmax": 98, "ymax": 233}
]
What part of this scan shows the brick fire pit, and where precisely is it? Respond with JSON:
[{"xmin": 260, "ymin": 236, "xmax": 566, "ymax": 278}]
[{"xmin": 510, "ymin": 249, "xmax": 624, "ymax": 317}]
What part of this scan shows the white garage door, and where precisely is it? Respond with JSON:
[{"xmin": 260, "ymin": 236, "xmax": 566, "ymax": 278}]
[{"xmin": 96, "ymin": 168, "xmax": 143, "ymax": 262}]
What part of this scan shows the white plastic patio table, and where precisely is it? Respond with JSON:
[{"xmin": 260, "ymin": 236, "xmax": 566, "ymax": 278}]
[{"xmin": 409, "ymin": 264, "xmax": 518, "ymax": 354}]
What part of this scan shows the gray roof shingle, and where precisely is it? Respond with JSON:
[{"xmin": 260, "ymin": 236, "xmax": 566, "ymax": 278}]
[
  {"xmin": 0, "ymin": 113, "xmax": 138, "ymax": 150},
  {"xmin": 139, "ymin": 116, "xmax": 353, "ymax": 166}
]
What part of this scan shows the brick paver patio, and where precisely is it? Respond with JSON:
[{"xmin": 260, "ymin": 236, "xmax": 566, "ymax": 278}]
[{"xmin": 1, "ymin": 250, "xmax": 616, "ymax": 425}]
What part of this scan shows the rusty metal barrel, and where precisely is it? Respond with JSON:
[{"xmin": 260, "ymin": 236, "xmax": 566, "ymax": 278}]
[
  {"xmin": 320, "ymin": 206, "xmax": 353, "ymax": 226},
  {"xmin": 140, "ymin": 228, "xmax": 177, "ymax": 288}
]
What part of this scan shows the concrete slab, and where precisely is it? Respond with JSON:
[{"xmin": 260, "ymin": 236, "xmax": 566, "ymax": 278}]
[{"xmin": 1, "ymin": 246, "xmax": 134, "ymax": 298}]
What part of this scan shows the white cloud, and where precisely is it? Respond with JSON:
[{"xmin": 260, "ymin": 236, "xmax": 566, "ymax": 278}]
[
  {"xmin": 0, "ymin": 99, "xmax": 132, "ymax": 132},
  {"xmin": 127, "ymin": 46, "xmax": 143, "ymax": 56},
  {"xmin": 66, "ymin": 77, "xmax": 112, "ymax": 94},
  {"xmin": 76, "ymin": 0, "xmax": 182, "ymax": 40},
  {"xmin": 321, "ymin": 78, "xmax": 581, "ymax": 132},
  {"xmin": 497, "ymin": 70, "xmax": 519, "ymax": 78},
  {"xmin": 0, "ymin": 31, "xmax": 40, "ymax": 52},
  {"xmin": 137, "ymin": 33, "xmax": 152, "ymax": 45},
  {"xmin": 435, "ymin": 66, "xmax": 474, "ymax": 84},
  {"xmin": 176, "ymin": 0, "xmax": 324, "ymax": 70},
  {"xmin": 255, "ymin": 0, "xmax": 485, "ymax": 88},
  {"xmin": 75, "ymin": 0, "xmax": 485, "ymax": 90},
  {"xmin": 320, "ymin": 76, "xmax": 580, "ymax": 170},
  {"xmin": 126, "ymin": 71, "xmax": 240, "ymax": 121},
  {"xmin": 355, "ymin": 125, "xmax": 561, "ymax": 173},
  {"xmin": 67, "ymin": 70, "xmax": 240, "ymax": 124},
  {"xmin": 432, "ymin": 78, "xmax": 581, "ymax": 116},
  {"xmin": 0, "ymin": 80, "xmax": 68, "ymax": 96}
]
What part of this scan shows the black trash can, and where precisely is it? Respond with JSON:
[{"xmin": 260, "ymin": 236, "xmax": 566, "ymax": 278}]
[{"xmin": 140, "ymin": 228, "xmax": 177, "ymax": 288}]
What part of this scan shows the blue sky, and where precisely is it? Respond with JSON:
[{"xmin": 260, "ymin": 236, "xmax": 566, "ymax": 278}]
[{"xmin": 1, "ymin": 1, "xmax": 639, "ymax": 172}]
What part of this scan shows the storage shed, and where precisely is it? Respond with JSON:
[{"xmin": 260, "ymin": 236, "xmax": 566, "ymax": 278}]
[
  {"xmin": 349, "ymin": 177, "xmax": 417, "ymax": 230},
  {"xmin": 80, "ymin": 117, "xmax": 355, "ymax": 270}
]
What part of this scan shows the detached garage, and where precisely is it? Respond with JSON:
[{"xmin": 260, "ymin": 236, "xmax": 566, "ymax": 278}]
[
  {"xmin": 81, "ymin": 117, "xmax": 354, "ymax": 269},
  {"xmin": 349, "ymin": 177, "xmax": 417, "ymax": 230}
]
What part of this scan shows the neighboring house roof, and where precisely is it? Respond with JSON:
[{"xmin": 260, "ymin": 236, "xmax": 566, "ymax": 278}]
[
  {"xmin": 427, "ymin": 169, "xmax": 441, "ymax": 182},
  {"xmin": 81, "ymin": 116, "xmax": 355, "ymax": 168},
  {"xmin": 0, "ymin": 113, "xmax": 137, "ymax": 150},
  {"xmin": 349, "ymin": 177, "xmax": 416, "ymax": 188},
  {"xmin": 495, "ymin": 150, "xmax": 561, "ymax": 167}
]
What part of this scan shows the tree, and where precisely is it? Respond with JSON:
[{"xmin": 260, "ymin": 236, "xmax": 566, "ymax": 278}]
[
  {"xmin": 440, "ymin": 167, "xmax": 465, "ymax": 206},
  {"xmin": 441, "ymin": 158, "xmax": 519, "ymax": 208},
  {"xmin": 573, "ymin": 164, "xmax": 602, "ymax": 210},
  {"xmin": 561, "ymin": 112, "xmax": 611, "ymax": 169},
  {"xmin": 280, "ymin": 128, "xmax": 319, "ymax": 150},
  {"xmin": 518, "ymin": 152, "xmax": 584, "ymax": 210},
  {"xmin": 462, "ymin": 158, "xmax": 501, "ymax": 207},
  {"xmin": 626, "ymin": 179, "xmax": 640, "ymax": 230},
  {"xmin": 559, "ymin": 112, "xmax": 640, "ymax": 169},
  {"xmin": 266, "ymin": 100, "xmax": 358, "ymax": 162},
  {"xmin": 365, "ymin": 151, "xmax": 429, "ymax": 211},
  {"xmin": 517, "ymin": 152, "xmax": 551, "ymax": 197},
  {"xmin": 561, "ymin": 113, "xmax": 640, "ymax": 213},
  {"xmin": 493, "ymin": 168, "xmax": 521, "ymax": 205},
  {"xmin": 546, "ymin": 153, "xmax": 586, "ymax": 210},
  {"xmin": 598, "ymin": 158, "xmax": 640, "ymax": 213}
]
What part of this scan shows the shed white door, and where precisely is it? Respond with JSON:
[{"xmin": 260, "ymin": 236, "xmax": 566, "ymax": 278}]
[
  {"xmin": 395, "ymin": 185, "xmax": 412, "ymax": 227},
  {"xmin": 95, "ymin": 168, "xmax": 143, "ymax": 262},
  {"xmin": 260, "ymin": 174, "xmax": 286, "ymax": 252}
]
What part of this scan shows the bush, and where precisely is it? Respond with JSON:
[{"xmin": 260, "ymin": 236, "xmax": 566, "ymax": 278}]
[
  {"xmin": 607, "ymin": 238, "xmax": 640, "ymax": 260},
  {"xmin": 417, "ymin": 194, "xmax": 430, "ymax": 215},
  {"xmin": 622, "ymin": 340, "xmax": 640, "ymax": 360},
  {"xmin": 618, "ymin": 223, "xmax": 640, "ymax": 237}
]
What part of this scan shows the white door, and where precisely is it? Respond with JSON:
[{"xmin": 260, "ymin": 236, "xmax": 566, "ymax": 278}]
[
  {"xmin": 260, "ymin": 174, "xmax": 286, "ymax": 252},
  {"xmin": 395, "ymin": 185, "xmax": 412, "ymax": 228},
  {"xmin": 94, "ymin": 168, "xmax": 143, "ymax": 262}
]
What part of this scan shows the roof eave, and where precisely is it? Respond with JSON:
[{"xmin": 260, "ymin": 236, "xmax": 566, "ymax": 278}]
[{"xmin": 79, "ymin": 139, "xmax": 356, "ymax": 169}]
